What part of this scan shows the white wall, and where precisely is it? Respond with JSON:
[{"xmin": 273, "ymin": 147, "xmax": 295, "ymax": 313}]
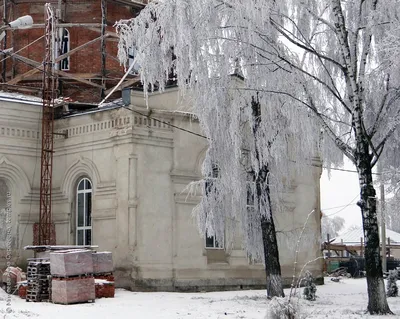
[{"xmin": 0, "ymin": 89, "xmax": 323, "ymax": 290}]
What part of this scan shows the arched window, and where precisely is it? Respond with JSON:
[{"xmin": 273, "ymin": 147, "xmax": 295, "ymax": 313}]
[
  {"xmin": 76, "ymin": 178, "xmax": 92, "ymax": 245},
  {"xmin": 204, "ymin": 164, "xmax": 223, "ymax": 249},
  {"xmin": 59, "ymin": 28, "xmax": 70, "ymax": 71},
  {"xmin": 0, "ymin": 179, "xmax": 11, "ymax": 249}
]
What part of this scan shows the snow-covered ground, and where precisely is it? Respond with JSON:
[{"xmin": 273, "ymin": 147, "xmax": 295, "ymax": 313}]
[{"xmin": 1, "ymin": 278, "xmax": 400, "ymax": 318}]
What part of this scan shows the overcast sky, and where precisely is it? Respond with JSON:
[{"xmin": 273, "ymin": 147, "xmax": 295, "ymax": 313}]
[{"xmin": 320, "ymin": 159, "xmax": 362, "ymax": 232}]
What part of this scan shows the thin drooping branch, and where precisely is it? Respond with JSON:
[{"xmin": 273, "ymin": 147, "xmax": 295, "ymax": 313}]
[
  {"xmin": 270, "ymin": 17, "xmax": 345, "ymax": 71},
  {"xmin": 270, "ymin": 15, "xmax": 346, "ymax": 105}
]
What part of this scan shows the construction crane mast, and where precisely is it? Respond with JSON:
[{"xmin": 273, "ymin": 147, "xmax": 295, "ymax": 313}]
[{"xmin": 36, "ymin": 3, "xmax": 57, "ymax": 245}]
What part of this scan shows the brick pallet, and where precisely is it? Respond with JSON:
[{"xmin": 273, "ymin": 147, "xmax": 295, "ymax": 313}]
[{"xmin": 26, "ymin": 261, "xmax": 51, "ymax": 302}]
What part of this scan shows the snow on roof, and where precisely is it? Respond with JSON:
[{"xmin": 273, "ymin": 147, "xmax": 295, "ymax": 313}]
[
  {"xmin": 0, "ymin": 90, "xmax": 42, "ymax": 105},
  {"xmin": 62, "ymin": 98, "xmax": 125, "ymax": 118},
  {"xmin": 332, "ymin": 226, "xmax": 400, "ymax": 244}
]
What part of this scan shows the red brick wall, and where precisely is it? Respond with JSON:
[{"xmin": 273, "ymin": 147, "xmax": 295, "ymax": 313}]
[{"xmin": 1, "ymin": 0, "xmax": 138, "ymax": 102}]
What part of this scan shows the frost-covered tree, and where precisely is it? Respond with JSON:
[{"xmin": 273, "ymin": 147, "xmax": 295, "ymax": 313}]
[
  {"xmin": 115, "ymin": 0, "xmax": 320, "ymax": 298},
  {"xmin": 115, "ymin": 0, "xmax": 400, "ymax": 314},
  {"xmin": 321, "ymin": 215, "xmax": 345, "ymax": 241},
  {"xmin": 269, "ymin": 1, "xmax": 399, "ymax": 313}
]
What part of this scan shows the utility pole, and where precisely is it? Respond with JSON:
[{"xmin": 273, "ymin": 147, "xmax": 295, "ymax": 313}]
[{"xmin": 379, "ymin": 162, "xmax": 386, "ymax": 273}]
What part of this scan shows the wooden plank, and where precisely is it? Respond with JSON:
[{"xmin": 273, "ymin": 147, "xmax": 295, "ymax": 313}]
[
  {"xmin": 104, "ymin": 77, "xmax": 139, "ymax": 95},
  {"xmin": 9, "ymin": 53, "xmax": 41, "ymax": 68},
  {"xmin": 56, "ymin": 69, "xmax": 105, "ymax": 89},
  {"xmin": 87, "ymin": 27, "xmax": 119, "ymax": 38},
  {"xmin": 7, "ymin": 67, "xmax": 41, "ymax": 85},
  {"xmin": 9, "ymin": 53, "xmax": 104, "ymax": 88},
  {"xmin": 7, "ymin": 35, "xmax": 109, "ymax": 85},
  {"xmin": 56, "ymin": 34, "xmax": 108, "ymax": 62},
  {"xmin": 30, "ymin": 23, "xmax": 102, "ymax": 29},
  {"xmin": 8, "ymin": 71, "xmax": 102, "ymax": 83}
]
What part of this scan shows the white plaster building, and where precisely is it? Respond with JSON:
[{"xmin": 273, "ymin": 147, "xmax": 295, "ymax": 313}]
[{"xmin": 0, "ymin": 87, "xmax": 323, "ymax": 291}]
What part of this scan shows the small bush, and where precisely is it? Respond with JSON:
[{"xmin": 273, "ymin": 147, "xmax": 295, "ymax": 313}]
[
  {"xmin": 302, "ymin": 271, "xmax": 317, "ymax": 301},
  {"xmin": 387, "ymin": 269, "xmax": 398, "ymax": 297},
  {"xmin": 265, "ymin": 297, "xmax": 300, "ymax": 319}
]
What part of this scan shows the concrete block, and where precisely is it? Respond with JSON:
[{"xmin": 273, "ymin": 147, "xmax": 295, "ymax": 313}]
[
  {"xmin": 92, "ymin": 252, "xmax": 113, "ymax": 274},
  {"xmin": 52, "ymin": 277, "xmax": 95, "ymax": 304},
  {"xmin": 50, "ymin": 250, "xmax": 93, "ymax": 277}
]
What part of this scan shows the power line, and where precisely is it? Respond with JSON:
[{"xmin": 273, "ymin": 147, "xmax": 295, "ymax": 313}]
[
  {"xmin": 121, "ymin": 105, "xmax": 208, "ymax": 139},
  {"xmin": 324, "ymin": 195, "xmax": 360, "ymax": 217},
  {"xmin": 321, "ymin": 166, "xmax": 359, "ymax": 173},
  {"xmin": 321, "ymin": 202, "xmax": 358, "ymax": 211}
]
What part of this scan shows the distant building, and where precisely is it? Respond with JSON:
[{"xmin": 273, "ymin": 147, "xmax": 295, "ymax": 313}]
[{"xmin": 328, "ymin": 226, "xmax": 400, "ymax": 259}]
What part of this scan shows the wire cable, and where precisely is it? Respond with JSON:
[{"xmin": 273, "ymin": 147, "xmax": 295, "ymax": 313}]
[
  {"xmin": 321, "ymin": 202, "xmax": 358, "ymax": 211},
  {"xmin": 122, "ymin": 105, "xmax": 208, "ymax": 139},
  {"xmin": 324, "ymin": 194, "xmax": 360, "ymax": 217}
]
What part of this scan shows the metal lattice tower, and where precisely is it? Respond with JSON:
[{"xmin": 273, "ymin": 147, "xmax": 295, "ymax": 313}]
[{"xmin": 37, "ymin": 3, "xmax": 57, "ymax": 245}]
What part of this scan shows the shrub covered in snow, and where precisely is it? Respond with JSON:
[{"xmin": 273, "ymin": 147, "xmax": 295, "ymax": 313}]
[
  {"xmin": 386, "ymin": 270, "xmax": 398, "ymax": 297},
  {"xmin": 302, "ymin": 271, "xmax": 317, "ymax": 301},
  {"xmin": 265, "ymin": 297, "xmax": 300, "ymax": 319}
]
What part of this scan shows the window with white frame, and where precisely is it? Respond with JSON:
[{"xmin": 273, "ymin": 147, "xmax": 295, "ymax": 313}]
[
  {"xmin": 204, "ymin": 165, "xmax": 223, "ymax": 249},
  {"xmin": 76, "ymin": 178, "xmax": 92, "ymax": 245},
  {"xmin": 246, "ymin": 180, "xmax": 256, "ymax": 213},
  {"xmin": 205, "ymin": 231, "xmax": 223, "ymax": 249},
  {"xmin": 59, "ymin": 28, "xmax": 70, "ymax": 71}
]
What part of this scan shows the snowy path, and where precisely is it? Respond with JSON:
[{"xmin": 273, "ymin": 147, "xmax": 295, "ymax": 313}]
[{"xmin": 0, "ymin": 278, "xmax": 400, "ymax": 318}]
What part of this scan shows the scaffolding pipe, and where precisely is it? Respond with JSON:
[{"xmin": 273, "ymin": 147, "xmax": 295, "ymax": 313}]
[{"xmin": 37, "ymin": 4, "xmax": 57, "ymax": 245}]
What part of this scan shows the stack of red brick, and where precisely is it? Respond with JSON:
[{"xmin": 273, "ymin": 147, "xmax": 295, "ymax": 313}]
[
  {"xmin": 18, "ymin": 283, "xmax": 27, "ymax": 299},
  {"xmin": 93, "ymin": 252, "xmax": 115, "ymax": 299},
  {"xmin": 18, "ymin": 250, "xmax": 114, "ymax": 303}
]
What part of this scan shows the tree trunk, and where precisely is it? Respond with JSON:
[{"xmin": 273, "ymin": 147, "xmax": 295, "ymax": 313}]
[
  {"xmin": 253, "ymin": 164, "xmax": 284, "ymax": 298},
  {"xmin": 260, "ymin": 193, "xmax": 284, "ymax": 298},
  {"xmin": 250, "ymin": 95, "xmax": 284, "ymax": 298},
  {"xmin": 356, "ymin": 141, "xmax": 392, "ymax": 314}
]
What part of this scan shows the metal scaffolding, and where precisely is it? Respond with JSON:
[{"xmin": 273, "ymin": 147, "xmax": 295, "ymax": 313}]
[{"xmin": 37, "ymin": 3, "xmax": 57, "ymax": 245}]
